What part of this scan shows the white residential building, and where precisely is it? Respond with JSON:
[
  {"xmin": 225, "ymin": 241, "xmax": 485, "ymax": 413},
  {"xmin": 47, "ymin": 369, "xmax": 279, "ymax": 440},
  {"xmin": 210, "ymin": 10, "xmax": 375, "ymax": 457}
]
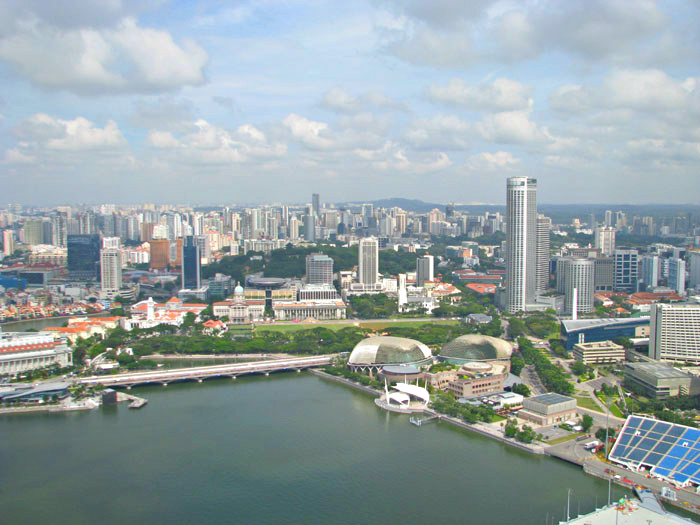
[
  {"xmin": 505, "ymin": 177, "xmax": 538, "ymax": 313},
  {"xmin": 650, "ymin": 303, "xmax": 700, "ymax": 362}
]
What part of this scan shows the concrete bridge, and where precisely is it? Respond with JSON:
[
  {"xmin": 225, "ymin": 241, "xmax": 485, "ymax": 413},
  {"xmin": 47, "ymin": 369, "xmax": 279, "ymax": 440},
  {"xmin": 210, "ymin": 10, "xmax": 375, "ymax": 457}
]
[{"xmin": 79, "ymin": 355, "xmax": 335, "ymax": 388}]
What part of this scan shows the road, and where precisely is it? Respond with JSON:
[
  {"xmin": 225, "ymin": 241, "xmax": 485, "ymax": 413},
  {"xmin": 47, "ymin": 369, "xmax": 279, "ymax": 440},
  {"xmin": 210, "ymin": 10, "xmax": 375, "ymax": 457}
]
[
  {"xmin": 520, "ymin": 364, "xmax": 546, "ymax": 395},
  {"xmin": 254, "ymin": 317, "xmax": 463, "ymax": 328}
]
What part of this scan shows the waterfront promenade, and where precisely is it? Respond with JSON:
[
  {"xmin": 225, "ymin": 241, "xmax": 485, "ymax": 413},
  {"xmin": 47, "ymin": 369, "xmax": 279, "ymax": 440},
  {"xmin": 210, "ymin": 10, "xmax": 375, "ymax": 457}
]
[{"xmin": 80, "ymin": 355, "xmax": 335, "ymax": 388}]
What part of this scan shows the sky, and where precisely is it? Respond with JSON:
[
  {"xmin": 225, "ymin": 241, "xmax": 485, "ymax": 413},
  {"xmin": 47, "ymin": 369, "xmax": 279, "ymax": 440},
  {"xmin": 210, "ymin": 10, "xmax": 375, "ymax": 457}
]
[{"xmin": 0, "ymin": 0, "xmax": 699, "ymax": 206}]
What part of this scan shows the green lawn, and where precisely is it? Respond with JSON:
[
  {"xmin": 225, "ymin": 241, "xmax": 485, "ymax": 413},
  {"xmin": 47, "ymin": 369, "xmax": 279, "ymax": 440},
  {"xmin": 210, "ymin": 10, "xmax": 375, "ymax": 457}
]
[
  {"xmin": 609, "ymin": 403, "xmax": 625, "ymax": 418},
  {"xmin": 575, "ymin": 396, "xmax": 605, "ymax": 413},
  {"xmin": 547, "ymin": 432, "xmax": 584, "ymax": 445}
]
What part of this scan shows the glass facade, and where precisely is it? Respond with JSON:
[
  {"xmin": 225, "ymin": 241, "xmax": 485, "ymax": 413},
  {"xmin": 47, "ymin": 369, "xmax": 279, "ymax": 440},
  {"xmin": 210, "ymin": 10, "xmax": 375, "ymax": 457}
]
[{"xmin": 67, "ymin": 234, "xmax": 101, "ymax": 279}]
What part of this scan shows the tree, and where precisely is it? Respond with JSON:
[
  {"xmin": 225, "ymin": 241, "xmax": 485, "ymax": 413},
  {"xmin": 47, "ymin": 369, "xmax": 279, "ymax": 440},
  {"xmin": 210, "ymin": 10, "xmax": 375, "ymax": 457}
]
[
  {"xmin": 570, "ymin": 361, "xmax": 588, "ymax": 376},
  {"xmin": 511, "ymin": 383, "xmax": 531, "ymax": 397},
  {"xmin": 581, "ymin": 414, "xmax": 594, "ymax": 432}
]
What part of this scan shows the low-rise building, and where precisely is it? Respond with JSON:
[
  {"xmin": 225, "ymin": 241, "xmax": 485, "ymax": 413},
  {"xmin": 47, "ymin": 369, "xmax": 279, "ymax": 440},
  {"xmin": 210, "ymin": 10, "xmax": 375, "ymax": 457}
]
[
  {"xmin": 623, "ymin": 362, "xmax": 700, "ymax": 399},
  {"xmin": 273, "ymin": 301, "xmax": 347, "ymax": 321},
  {"xmin": 572, "ymin": 340, "xmax": 625, "ymax": 364},
  {"xmin": 518, "ymin": 393, "xmax": 577, "ymax": 426},
  {"xmin": 0, "ymin": 332, "xmax": 73, "ymax": 376}
]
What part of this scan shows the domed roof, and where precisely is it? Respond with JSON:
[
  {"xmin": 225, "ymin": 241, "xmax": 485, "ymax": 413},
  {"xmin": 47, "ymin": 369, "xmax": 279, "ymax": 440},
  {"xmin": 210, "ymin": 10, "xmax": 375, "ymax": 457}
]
[
  {"xmin": 348, "ymin": 336, "xmax": 432, "ymax": 366},
  {"xmin": 441, "ymin": 335, "xmax": 512, "ymax": 361},
  {"xmin": 234, "ymin": 282, "xmax": 244, "ymax": 295}
]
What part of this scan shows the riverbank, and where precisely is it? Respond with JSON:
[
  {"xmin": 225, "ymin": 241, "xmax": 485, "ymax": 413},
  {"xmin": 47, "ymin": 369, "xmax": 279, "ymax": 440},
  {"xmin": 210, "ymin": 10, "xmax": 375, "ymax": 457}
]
[
  {"xmin": 310, "ymin": 369, "xmax": 545, "ymax": 455},
  {"xmin": 0, "ymin": 398, "xmax": 99, "ymax": 416},
  {"xmin": 0, "ymin": 311, "xmax": 112, "ymax": 332}
]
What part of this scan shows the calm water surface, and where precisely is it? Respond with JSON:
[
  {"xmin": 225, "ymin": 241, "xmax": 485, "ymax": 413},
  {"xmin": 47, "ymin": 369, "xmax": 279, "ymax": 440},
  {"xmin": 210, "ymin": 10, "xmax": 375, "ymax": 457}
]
[{"xmin": 0, "ymin": 373, "xmax": 680, "ymax": 524}]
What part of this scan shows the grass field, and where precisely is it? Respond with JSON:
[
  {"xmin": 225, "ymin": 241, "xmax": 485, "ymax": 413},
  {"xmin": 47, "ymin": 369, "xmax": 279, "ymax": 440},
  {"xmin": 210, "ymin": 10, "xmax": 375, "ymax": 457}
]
[
  {"xmin": 575, "ymin": 396, "xmax": 605, "ymax": 413},
  {"xmin": 547, "ymin": 432, "xmax": 584, "ymax": 445},
  {"xmin": 254, "ymin": 319, "xmax": 460, "ymax": 333}
]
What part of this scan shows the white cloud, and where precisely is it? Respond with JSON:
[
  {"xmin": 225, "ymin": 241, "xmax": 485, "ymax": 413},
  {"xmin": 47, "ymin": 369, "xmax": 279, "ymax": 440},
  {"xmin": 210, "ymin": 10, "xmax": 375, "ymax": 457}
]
[
  {"xmin": 0, "ymin": 11, "xmax": 207, "ymax": 94},
  {"xmin": 13, "ymin": 113, "xmax": 126, "ymax": 151},
  {"xmin": 356, "ymin": 140, "xmax": 451, "ymax": 173},
  {"xmin": 321, "ymin": 88, "xmax": 363, "ymax": 114},
  {"xmin": 476, "ymin": 110, "xmax": 547, "ymax": 144},
  {"xmin": 466, "ymin": 151, "xmax": 520, "ymax": 171},
  {"xmin": 146, "ymin": 119, "xmax": 287, "ymax": 165},
  {"xmin": 427, "ymin": 78, "xmax": 533, "ymax": 112},
  {"xmin": 3, "ymin": 148, "xmax": 35, "ymax": 164},
  {"xmin": 283, "ymin": 114, "xmax": 334, "ymax": 149},
  {"xmin": 404, "ymin": 115, "xmax": 473, "ymax": 150}
]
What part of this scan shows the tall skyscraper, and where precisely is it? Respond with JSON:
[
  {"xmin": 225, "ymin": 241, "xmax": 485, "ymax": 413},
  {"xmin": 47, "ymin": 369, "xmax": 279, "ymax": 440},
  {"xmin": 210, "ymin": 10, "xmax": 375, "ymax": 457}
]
[
  {"xmin": 614, "ymin": 248, "xmax": 639, "ymax": 293},
  {"xmin": 536, "ymin": 215, "xmax": 551, "ymax": 294},
  {"xmin": 650, "ymin": 304, "xmax": 700, "ymax": 362},
  {"xmin": 67, "ymin": 234, "xmax": 101, "ymax": 279},
  {"xmin": 416, "ymin": 255, "xmax": 434, "ymax": 286},
  {"xmin": 561, "ymin": 257, "xmax": 595, "ymax": 316},
  {"xmin": 594, "ymin": 226, "xmax": 616, "ymax": 256},
  {"xmin": 181, "ymin": 236, "xmax": 201, "ymax": 290},
  {"xmin": 22, "ymin": 219, "xmax": 43, "ymax": 245},
  {"xmin": 668, "ymin": 257, "xmax": 686, "ymax": 295},
  {"xmin": 312, "ymin": 193, "xmax": 320, "ymax": 217},
  {"xmin": 2, "ymin": 230, "xmax": 14, "ymax": 256},
  {"xmin": 149, "ymin": 239, "xmax": 170, "ymax": 270},
  {"xmin": 100, "ymin": 248, "xmax": 122, "ymax": 295},
  {"xmin": 641, "ymin": 255, "xmax": 660, "ymax": 289},
  {"xmin": 689, "ymin": 251, "xmax": 700, "ymax": 289},
  {"xmin": 505, "ymin": 177, "xmax": 538, "ymax": 313},
  {"xmin": 604, "ymin": 210, "xmax": 613, "ymax": 227},
  {"xmin": 306, "ymin": 252, "xmax": 334, "ymax": 285},
  {"xmin": 358, "ymin": 237, "xmax": 378, "ymax": 285},
  {"xmin": 304, "ymin": 214, "xmax": 316, "ymax": 242}
]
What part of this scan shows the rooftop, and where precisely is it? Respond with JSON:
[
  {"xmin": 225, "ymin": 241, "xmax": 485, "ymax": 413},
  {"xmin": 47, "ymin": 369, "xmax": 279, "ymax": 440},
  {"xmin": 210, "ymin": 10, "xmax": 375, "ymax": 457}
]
[
  {"xmin": 626, "ymin": 362, "xmax": 691, "ymax": 379},
  {"xmin": 529, "ymin": 393, "xmax": 574, "ymax": 405},
  {"xmin": 561, "ymin": 316, "xmax": 650, "ymax": 332}
]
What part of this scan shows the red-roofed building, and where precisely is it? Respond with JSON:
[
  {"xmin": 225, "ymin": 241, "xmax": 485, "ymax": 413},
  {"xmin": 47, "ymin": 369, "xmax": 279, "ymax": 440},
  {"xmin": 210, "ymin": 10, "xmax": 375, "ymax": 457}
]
[{"xmin": 466, "ymin": 283, "xmax": 497, "ymax": 295}]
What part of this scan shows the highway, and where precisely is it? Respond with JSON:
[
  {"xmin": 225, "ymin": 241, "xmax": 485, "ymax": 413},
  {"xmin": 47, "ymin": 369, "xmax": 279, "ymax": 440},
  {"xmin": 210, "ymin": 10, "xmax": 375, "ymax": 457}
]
[{"xmin": 79, "ymin": 355, "xmax": 335, "ymax": 388}]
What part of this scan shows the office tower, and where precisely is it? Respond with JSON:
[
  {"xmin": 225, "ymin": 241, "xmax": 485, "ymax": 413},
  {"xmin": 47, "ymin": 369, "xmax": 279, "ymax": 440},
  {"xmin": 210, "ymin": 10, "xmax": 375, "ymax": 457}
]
[
  {"xmin": 149, "ymin": 239, "xmax": 170, "ymax": 270},
  {"xmin": 668, "ymin": 258, "xmax": 686, "ymax": 295},
  {"xmin": 604, "ymin": 210, "xmax": 613, "ymax": 227},
  {"xmin": 589, "ymin": 213, "xmax": 596, "ymax": 228},
  {"xmin": 181, "ymin": 236, "xmax": 201, "ymax": 290},
  {"xmin": 416, "ymin": 255, "xmax": 434, "ymax": 287},
  {"xmin": 536, "ymin": 215, "xmax": 551, "ymax": 294},
  {"xmin": 395, "ymin": 213, "xmax": 407, "ymax": 236},
  {"xmin": 289, "ymin": 216, "xmax": 300, "ymax": 240},
  {"xmin": 358, "ymin": 237, "xmax": 379, "ymax": 285},
  {"xmin": 23, "ymin": 219, "xmax": 43, "ymax": 245},
  {"xmin": 2, "ymin": 230, "xmax": 14, "ymax": 256},
  {"xmin": 362, "ymin": 204, "xmax": 374, "ymax": 218},
  {"xmin": 51, "ymin": 214, "xmax": 67, "ymax": 247},
  {"xmin": 194, "ymin": 235, "xmax": 210, "ymax": 261},
  {"xmin": 505, "ymin": 177, "xmax": 538, "ymax": 313},
  {"xmin": 306, "ymin": 253, "xmax": 334, "ymax": 285},
  {"xmin": 312, "ymin": 193, "xmax": 320, "ymax": 217},
  {"xmin": 67, "ymin": 234, "xmax": 101, "ymax": 279},
  {"xmin": 641, "ymin": 255, "xmax": 660, "ymax": 289},
  {"xmin": 100, "ymin": 248, "xmax": 122, "ymax": 294},
  {"xmin": 562, "ymin": 258, "xmax": 595, "ymax": 316},
  {"xmin": 303, "ymin": 214, "xmax": 316, "ymax": 242},
  {"xmin": 690, "ymin": 251, "xmax": 700, "ymax": 289},
  {"xmin": 594, "ymin": 226, "xmax": 616, "ymax": 256},
  {"xmin": 614, "ymin": 248, "xmax": 639, "ymax": 292},
  {"xmin": 650, "ymin": 304, "xmax": 700, "ymax": 362},
  {"xmin": 594, "ymin": 257, "xmax": 614, "ymax": 291}
]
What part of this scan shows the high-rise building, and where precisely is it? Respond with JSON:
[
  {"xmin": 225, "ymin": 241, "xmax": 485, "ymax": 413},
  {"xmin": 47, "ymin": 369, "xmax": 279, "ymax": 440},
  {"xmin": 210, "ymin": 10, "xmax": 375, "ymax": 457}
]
[
  {"xmin": 312, "ymin": 193, "xmax": 320, "ymax": 217},
  {"xmin": 304, "ymin": 214, "xmax": 316, "ymax": 242},
  {"xmin": 149, "ymin": 239, "xmax": 170, "ymax": 270},
  {"xmin": 2, "ymin": 229, "xmax": 14, "ymax": 256},
  {"xmin": 289, "ymin": 216, "xmax": 300, "ymax": 240},
  {"xmin": 668, "ymin": 258, "xmax": 686, "ymax": 295},
  {"xmin": 67, "ymin": 234, "xmax": 101, "ymax": 279},
  {"xmin": 306, "ymin": 253, "xmax": 334, "ymax": 285},
  {"xmin": 181, "ymin": 236, "xmax": 201, "ymax": 290},
  {"xmin": 100, "ymin": 248, "xmax": 122, "ymax": 295},
  {"xmin": 358, "ymin": 237, "xmax": 379, "ymax": 285},
  {"xmin": 690, "ymin": 251, "xmax": 700, "ymax": 289},
  {"xmin": 561, "ymin": 258, "xmax": 595, "ymax": 316},
  {"xmin": 416, "ymin": 255, "xmax": 434, "ymax": 286},
  {"xmin": 614, "ymin": 248, "xmax": 639, "ymax": 293},
  {"xmin": 650, "ymin": 304, "xmax": 700, "ymax": 362},
  {"xmin": 22, "ymin": 219, "xmax": 43, "ymax": 245},
  {"xmin": 505, "ymin": 177, "xmax": 538, "ymax": 313},
  {"xmin": 102, "ymin": 236, "xmax": 121, "ymax": 249},
  {"xmin": 536, "ymin": 215, "xmax": 551, "ymax": 294},
  {"xmin": 641, "ymin": 255, "xmax": 660, "ymax": 289},
  {"xmin": 594, "ymin": 257, "xmax": 614, "ymax": 291},
  {"xmin": 594, "ymin": 226, "xmax": 616, "ymax": 256},
  {"xmin": 604, "ymin": 210, "xmax": 613, "ymax": 227}
]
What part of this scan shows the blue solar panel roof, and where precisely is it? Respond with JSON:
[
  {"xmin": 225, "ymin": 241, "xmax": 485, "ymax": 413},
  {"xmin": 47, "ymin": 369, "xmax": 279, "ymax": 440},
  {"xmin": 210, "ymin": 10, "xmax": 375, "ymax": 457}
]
[{"xmin": 610, "ymin": 415, "xmax": 700, "ymax": 486}]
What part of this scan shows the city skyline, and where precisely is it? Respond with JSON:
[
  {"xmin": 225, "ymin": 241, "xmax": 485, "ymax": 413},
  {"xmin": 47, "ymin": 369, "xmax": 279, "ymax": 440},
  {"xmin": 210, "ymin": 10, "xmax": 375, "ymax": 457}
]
[{"xmin": 1, "ymin": 1, "xmax": 699, "ymax": 205}]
